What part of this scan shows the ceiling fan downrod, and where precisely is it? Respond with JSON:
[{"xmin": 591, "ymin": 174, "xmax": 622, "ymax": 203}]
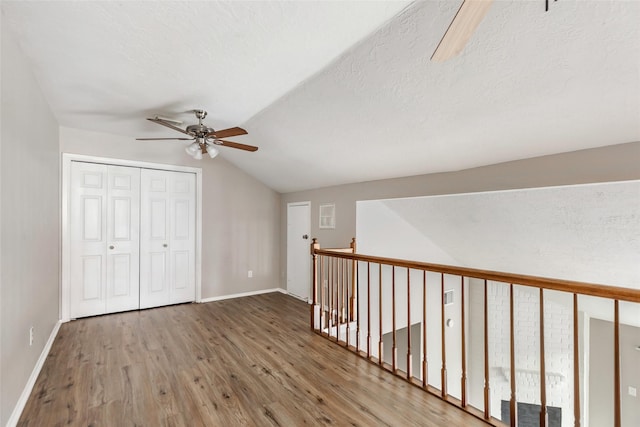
[{"xmin": 194, "ymin": 109, "xmax": 207, "ymax": 125}]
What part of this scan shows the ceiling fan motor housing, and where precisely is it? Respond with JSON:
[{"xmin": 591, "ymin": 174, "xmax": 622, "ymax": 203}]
[{"xmin": 186, "ymin": 124, "xmax": 215, "ymax": 138}]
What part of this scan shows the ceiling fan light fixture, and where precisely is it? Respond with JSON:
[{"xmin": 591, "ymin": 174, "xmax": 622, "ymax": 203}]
[
  {"xmin": 193, "ymin": 150, "xmax": 203, "ymax": 160},
  {"xmin": 186, "ymin": 142, "xmax": 199, "ymax": 155},
  {"xmin": 206, "ymin": 145, "xmax": 219, "ymax": 159}
]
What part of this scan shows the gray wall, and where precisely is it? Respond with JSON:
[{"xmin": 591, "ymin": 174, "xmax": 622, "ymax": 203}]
[
  {"xmin": 1, "ymin": 25, "xmax": 61, "ymax": 425},
  {"xmin": 60, "ymin": 127, "xmax": 281, "ymax": 299},
  {"xmin": 280, "ymin": 141, "xmax": 640, "ymax": 286}
]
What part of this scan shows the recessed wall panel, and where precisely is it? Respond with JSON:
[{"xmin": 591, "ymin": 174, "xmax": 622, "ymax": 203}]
[
  {"xmin": 82, "ymin": 256, "xmax": 102, "ymax": 300},
  {"xmin": 173, "ymin": 251, "xmax": 189, "ymax": 290},
  {"xmin": 83, "ymin": 196, "xmax": 102, "ymax": 241},
  {"xmin": 112, "ymin": 174, "xmax": 132, "ymax": 190},
  {"xmin": 112, "ymin": 254, "xmax": 131, "ymax": 296},
  {"xmin": 112, "ymin": 197, "xmax": 131, "ymax": 240},
  {"xmin": 150, "ymin": 200, "xmax": 166, "ymax": 239},
  {"xmin": 174, "ymin": 179, "xmax": 189, "ymax": 193},
  {"xmin": 150, "ymin": 252, "xmax": 166, "ymax": 292},
  {"xmin": 82, "ymin": 172, "xmax": 103, "ymax": 188},
  {"xmin": 174, "ymin": 200, "xmax": 189, "ymax": 239},
  {"xmin": 150, "ymin": 178, "xmax": 166, "ymax": 192}
]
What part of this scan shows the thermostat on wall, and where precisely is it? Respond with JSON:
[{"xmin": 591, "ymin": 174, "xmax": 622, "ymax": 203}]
[{"xmin": 444, "ymin": 289, "xmax": 454, "ymax": 306}]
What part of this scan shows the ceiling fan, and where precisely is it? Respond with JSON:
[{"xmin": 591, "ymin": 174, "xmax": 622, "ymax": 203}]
[
  {"xmin": 137, "ymin": 109, "xmax": 258, "ymax": 159},
  {"xmin": 431, "ymin": 0, "xmax": 494, "ymax": 62}
]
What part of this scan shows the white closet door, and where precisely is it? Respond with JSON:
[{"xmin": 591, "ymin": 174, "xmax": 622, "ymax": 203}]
[
  {"xmin": 140, "ymin": 169, "xmax": 196, "ymax": 309},
  {"xmin": 168, "ymin": 171, "xmax": 196, "ymax": 304},
  {"xmin": 105, "ymin": 165, "xmax": 141, "ymax": 313},
  {"xmin": 70, "ymin": 162, "xmax": 140, "ymax": 318}
]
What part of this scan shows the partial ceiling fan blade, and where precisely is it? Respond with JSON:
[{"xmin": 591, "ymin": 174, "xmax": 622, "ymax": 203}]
[
  {"xmin": 136, "ymin": 137, "xmax": 194, "ymax": 141},
  {"xmin": 215, "ymin": 139, "xmax": 259, "ymax": 152},
  {"xmin": 431, "ymin": 0, "xmax": 493, "ymax": 62},
  {"xmin": 146, "ymin": 117, "xmax": 191, "ymax": 136},
  {"xmin": 207, "ymin": 127, "xmax": 248, "ymax": 139}
]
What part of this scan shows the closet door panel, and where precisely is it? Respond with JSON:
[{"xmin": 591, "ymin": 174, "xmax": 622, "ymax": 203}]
[
  {"xmin": 140, "ymin": 169, "xmax": 196, "ymax": 308},
  {"xmin": 70, "ymin": 162, "xmax": 108, "ymax": 318},
  {"xmin": 105, "ymin": 166, "xmax": 140, "ymax": 313},
  {"xmin": 140, "ymin": 170, "xmax": 171, "ymax": 309},
  {"xmin": 169, "ymin": 172, "xmax": 196, "ymax": 304}
]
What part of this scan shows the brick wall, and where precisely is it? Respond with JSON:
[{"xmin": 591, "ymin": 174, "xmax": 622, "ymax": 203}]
[{"xmin": 487, "ymin": 282, "xmax": 574, "ymax": 426}]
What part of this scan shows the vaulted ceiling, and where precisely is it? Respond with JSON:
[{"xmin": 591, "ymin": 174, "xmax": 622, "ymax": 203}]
[{"xmin": 2, "ymin": 1, "xmax": 639, "ymax": 192}]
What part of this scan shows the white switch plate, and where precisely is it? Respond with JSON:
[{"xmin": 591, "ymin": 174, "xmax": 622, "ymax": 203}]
[
  {"xmin": 629, "ymin": 386, "xmax": 637, "ymax": 397},
  {"xmin": 248, "ymin": 270, "xmax": 253, "ymax": 278}
]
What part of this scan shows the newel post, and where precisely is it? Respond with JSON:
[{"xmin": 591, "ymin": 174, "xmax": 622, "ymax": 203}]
[{"xmin": 311, "ymin": 238, "xmax": 320, "ymax": 330}]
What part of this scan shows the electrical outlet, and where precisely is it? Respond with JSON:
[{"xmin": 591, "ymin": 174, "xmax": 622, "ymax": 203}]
[
  {"xmin": 29, "ymin": 326, "xmax": 34, "ymax": 346},
  {"xmin": 248, "ymin": 270, "xmax": 253, "ymax": 278}
]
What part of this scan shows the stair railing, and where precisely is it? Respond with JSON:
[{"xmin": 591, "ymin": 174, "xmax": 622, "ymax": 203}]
[{"xmin": 310, "ymin": 238, "xmax": 640, "ymax": 427}]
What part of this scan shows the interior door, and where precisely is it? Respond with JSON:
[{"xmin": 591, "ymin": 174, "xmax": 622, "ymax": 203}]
[
  {"xmin": 287, "ymin": 202, "xmax": 311, "ymax": 300},
  {"xmin": 70, "ymin": 162, "xmax": 140, "ymax": 318},
  {"xmin": 140, "ymin": 169, "xmax": 196, "ymax": 309},
  {"xmin": 105, "ymin": 165, "xmax": 141, "ymax": 313}
]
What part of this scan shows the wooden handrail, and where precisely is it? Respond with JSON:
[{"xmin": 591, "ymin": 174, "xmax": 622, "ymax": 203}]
[
  {"xmin": 314, "ymin": 249, "xmax": 640, "ymax": 303},
  {"xmin": 311, "ymin": 238, "xmax": 636, "ymax": 427}
]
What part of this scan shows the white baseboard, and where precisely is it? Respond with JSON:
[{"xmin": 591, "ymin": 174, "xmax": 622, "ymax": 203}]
[
  {"xmin": 200, "ymin": 287, "xmax": 288, "ymax": 303},
  {"xmin": 7, "ymin": 320, "xmax": 62, "ymax": 427}
]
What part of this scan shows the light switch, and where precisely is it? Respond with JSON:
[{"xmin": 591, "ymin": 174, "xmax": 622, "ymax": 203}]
[{"xmin": 629, "ymin": 386, "xmax": 637, "ymax": 397}]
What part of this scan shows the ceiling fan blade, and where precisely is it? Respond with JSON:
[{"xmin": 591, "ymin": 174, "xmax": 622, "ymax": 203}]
[
  {"xmin": 136, "ymin": 137, "xmax": 194, "ymax": 141},
  {"xmin": 147, "ymin": 117, "xmax": 191, "ymax": 136},
  {"xmin": 215, "ymin": 139, "xmax": 259, "ymax": 152},
  {"xmin": 431, "ymin": 0, "xmax": 493, "ymax": 62},
  {"xmin": 207, "ymin": 127, "xmax": 248, "ymax": 139}
]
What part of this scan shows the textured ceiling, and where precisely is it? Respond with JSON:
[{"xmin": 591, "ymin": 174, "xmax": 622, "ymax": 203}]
[
  {"xmin": 2, "ymin": 1, "xmax": 639, "ymax": 193},
  {"xmin": 0, "ymin": 1, "xmax": 410, "ymax": 136}
]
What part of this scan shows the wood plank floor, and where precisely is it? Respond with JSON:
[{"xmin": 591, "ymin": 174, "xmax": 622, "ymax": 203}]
[{"xmin": 19, "ymin": 292, "xmax": 489, "ymax": 426}]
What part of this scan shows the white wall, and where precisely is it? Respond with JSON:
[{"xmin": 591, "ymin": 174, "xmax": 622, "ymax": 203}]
[
  {"xmin": 383, "ymin": 181, "xmax": 640, "ymax": 289},
  {"xmin": 356, "ymin": 200, "xmax": 466, "ymax": 399},
  {"xmin": 1, "ymin": 25, "xmax": 60, "ymax": 425},
  {"xmin": 59, "ymin": 127, "xmax": 281, "ymax": 300}
]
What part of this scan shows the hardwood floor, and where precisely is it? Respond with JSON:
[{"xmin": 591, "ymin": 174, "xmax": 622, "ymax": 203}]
[{"xmin": 19, "ymin": 292, "xmax": 489, "ymax": 426}]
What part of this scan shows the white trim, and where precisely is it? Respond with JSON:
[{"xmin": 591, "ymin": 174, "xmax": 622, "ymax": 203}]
[
  {"xmin": 195, "ymin": 170, "xmax": 202, "ymax": 303},
  {"xmin": 363, "ymin": 178, "xmax": 640, "ymax": 204},
  {"xmin": 60, "ymin": 153, "xmax": 203, "ymax": 321},
  {"xmin": 287, "ymin": 201, "xmax": 311, "ymax": 208},
  {"xmin": 200, "ymin": 288, "xmax": 287, "ymax": 303},
  {"xmin": 7, "ymin": 321, "xmax": 62, "ymax": 427},
  {"xmin": 319, "ymin": 203, "xmax": 336, "ymax": 229}
]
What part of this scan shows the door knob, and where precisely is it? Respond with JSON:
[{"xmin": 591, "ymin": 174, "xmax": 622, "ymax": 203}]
[
  {"xmin": 163, "ymin": 243, "xmax": 168, "ymax": 248},
  {"xmin": 109, "ymin": 245, "xmax": 114, "ymax": 250},
  {"xmin": 302, "ymin": 234, "xmax": 309, "ymax": 240}
]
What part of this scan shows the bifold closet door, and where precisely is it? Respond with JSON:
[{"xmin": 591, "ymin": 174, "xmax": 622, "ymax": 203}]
[
  {"xmin": 70, "ymin": 162, "xmax": 141, "ymax": 318},
  {"xmin": 140, "ymin": 169, "xmax": 196, "ymax": 309}
]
